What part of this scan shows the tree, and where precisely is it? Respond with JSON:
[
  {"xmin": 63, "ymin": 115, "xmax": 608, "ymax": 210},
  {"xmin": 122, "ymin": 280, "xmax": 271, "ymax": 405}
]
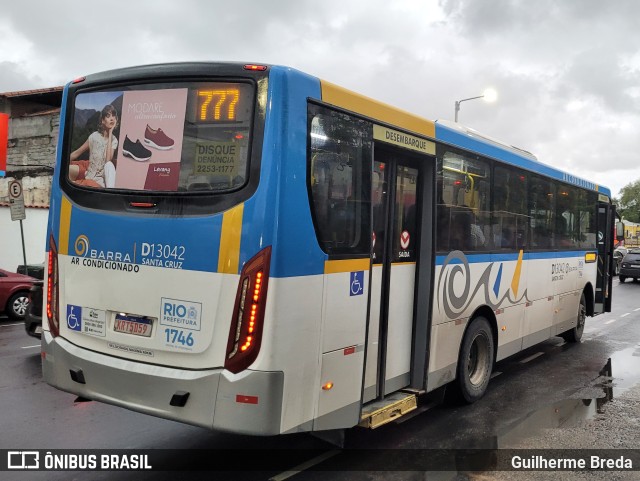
[{"xmin": 616, "ymin": 180, "xmax": 640, "ymax": 223}]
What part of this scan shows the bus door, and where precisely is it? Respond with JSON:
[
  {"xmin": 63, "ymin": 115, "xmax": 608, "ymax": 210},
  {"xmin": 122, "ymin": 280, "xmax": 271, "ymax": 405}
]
[
  {"xmin": 364, "ymin": 147, "xmax": 423, "ymax": 402},
  {"xmin": 595, "ymin": 200, "xmax": 614, "ymax": 313}
]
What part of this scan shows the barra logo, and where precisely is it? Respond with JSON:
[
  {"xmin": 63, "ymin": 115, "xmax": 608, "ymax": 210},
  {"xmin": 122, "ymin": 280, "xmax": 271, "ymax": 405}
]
[
  {"xmin": 72, "ymin": 234, "xmax": 133, "ymax": 263},
  {"xmin": 74, "ymin": 235, "xmax": 90, "ymax": 256},
  {"xmin": 8, "ymin": 451, "xmax": 39, "ymax": 469}
]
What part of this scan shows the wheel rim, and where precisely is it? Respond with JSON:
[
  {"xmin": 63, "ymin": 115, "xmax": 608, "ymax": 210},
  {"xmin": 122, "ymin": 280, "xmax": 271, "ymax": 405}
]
[
  {"xmin": 576, "ymin": 300, "xmax": 586, "ymax": 335},
  {"xmin": 12, "ymin": 296, "xmax": 29, "ymax": 316},
  {"xmin": 467, "ymin": 332, "xmax": 490, "ymax": 386}
]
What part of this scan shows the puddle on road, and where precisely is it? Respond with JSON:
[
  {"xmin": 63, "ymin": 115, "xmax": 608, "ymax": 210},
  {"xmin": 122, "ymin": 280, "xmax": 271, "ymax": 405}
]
[
  {"xmin": 607, "ymin": 346, "xmax": 640, "ymax": 395},
  {"xmin": 497, "ymin": 396, "xmax": 611, "ymax": 447},
  {"xmin": 497, "ymin": 357, "xmax": 620, "ymax": 447}
]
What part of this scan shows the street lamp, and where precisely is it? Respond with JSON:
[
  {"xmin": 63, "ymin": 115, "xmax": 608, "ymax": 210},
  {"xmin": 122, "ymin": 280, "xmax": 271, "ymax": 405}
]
[{"xmin": 454, "ymin": 88, "xmax": 497, "ymax": 122}]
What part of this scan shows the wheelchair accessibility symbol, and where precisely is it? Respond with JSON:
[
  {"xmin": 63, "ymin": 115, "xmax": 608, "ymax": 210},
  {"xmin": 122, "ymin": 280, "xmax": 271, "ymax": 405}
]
[
  {"xmin": 350, "ymin": 271, "xmax": 364, "ymax": 296},
  {"xmin": 66, "ymin": 305, "xmax": 82, "ymax": 331}
]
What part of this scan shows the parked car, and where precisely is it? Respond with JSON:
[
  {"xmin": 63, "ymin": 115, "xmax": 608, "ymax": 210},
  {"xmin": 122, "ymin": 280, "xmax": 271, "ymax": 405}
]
[
  {"xmin": 618, "ymin": 248, "xmax": 640, "ymax": 283},
  {"xmin": 0, "ymin": 268, "xmax": 36, "ymax": 319},
  {"xmin": 613, "ymin": 246, "xmax": 628, "ymax": 276},
  {"xmin": 24, "ymin": 280, "xmax": 43, "ymax": 338}
]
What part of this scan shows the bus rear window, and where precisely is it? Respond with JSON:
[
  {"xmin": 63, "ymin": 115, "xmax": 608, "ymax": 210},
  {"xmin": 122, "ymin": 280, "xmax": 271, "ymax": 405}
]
[{"xmin": 67, "ymin": 82, "xmax": 254, "ymax": 193}]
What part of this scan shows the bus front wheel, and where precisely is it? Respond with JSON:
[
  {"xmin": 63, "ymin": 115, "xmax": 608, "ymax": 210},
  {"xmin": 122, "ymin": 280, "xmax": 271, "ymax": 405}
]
[{"xmin": 456, "ymin": 316, "xmax": 494, "ymax": 404}]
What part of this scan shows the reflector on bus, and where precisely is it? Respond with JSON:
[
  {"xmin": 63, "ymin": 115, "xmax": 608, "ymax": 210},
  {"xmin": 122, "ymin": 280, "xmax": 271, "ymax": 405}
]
[{"xmin": 243, "ymin": 64, "xmax": 267, "ymax": 71}]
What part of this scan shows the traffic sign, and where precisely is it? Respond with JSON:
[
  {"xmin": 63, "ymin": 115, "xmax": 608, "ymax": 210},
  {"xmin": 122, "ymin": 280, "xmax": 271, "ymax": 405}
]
[{"xmin": 9, "ymin": 179, "xmax": 26, "ymax": 221}]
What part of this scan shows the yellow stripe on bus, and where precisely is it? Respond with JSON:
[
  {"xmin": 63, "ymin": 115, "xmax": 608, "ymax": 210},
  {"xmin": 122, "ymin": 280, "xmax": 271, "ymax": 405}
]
[
  {"xmin": 59, "ymin": 196, "xmax": 72, "ymax": 255},
  {"xmin": 218, "ymin": 203, "xmax": 244, "ymax": 274},
  {"xmin": 324, "ymin": 258, "xmax": 370, "ymax": 274},
  {"xmin": 511, "ymin": 249, "xmax": 524, "ymax": 297},
  {"xmin": 320, "ymin": 81, "xmax": 436, "ymax": 139}
]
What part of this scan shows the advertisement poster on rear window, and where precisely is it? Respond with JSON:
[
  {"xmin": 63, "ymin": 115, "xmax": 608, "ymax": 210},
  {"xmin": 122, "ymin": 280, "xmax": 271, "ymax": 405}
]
[
  {"xmin": 69, "ymin": 89, "xmax": 188, "ymax": 191},
  {"xmin": 69, "ymin": 91, "xmax": 124, "ymax": 189},
  {"xmin": 115, "ymin": 88, "xmax": 188, "ymax": 191}
]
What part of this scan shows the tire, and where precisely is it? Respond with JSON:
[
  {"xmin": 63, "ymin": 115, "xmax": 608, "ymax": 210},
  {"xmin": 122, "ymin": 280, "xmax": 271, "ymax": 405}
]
[
  {"xmin": 561, "ymin": 293, "xmax": 586, "ymax": 343},
  {"xmin": 455, "ymin": 316, "xmax": 495, "ymax": 404},
  {"xmin": 619, "ymin": 275, "xmax": 627, "ymax": 283},
  {"xmin": 7, "ymin": 291, "xmax": 30, "ymax": 320}
]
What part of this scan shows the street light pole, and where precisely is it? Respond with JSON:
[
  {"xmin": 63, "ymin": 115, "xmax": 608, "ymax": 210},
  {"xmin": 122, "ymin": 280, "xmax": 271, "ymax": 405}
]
[
  {"xmin": 454, "ymin": 89, "xmax": 497, "ymax": 122},
  {"xmin": 454, "ymin": 95, "xmax": 485, "ymax": 122}
]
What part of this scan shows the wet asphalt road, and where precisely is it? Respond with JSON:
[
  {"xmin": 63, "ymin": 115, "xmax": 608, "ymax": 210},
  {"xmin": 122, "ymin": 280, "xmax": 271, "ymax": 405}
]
[{"xmin": 1, "ymin": 279, "xmax": 639, "ymax": 480}]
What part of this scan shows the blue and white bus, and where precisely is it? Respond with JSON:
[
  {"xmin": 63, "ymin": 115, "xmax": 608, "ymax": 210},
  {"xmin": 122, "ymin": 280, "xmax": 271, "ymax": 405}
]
[{"xmin": 42, "ymin": 62, "xmax": 614, "ymax": 435}]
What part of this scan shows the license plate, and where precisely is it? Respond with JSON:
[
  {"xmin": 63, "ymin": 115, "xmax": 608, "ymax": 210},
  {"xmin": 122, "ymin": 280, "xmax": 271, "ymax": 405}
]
[
  {"xmin": 114, "ymin": 313, "xmax": 153, "ymax": 337},
  {"xmin": 35, "ymin": 326, "xmax": 43, "ymax": 334},
  {"xmin": 631, "ymin": 265, "xmax": 640, "ymax": 268}
]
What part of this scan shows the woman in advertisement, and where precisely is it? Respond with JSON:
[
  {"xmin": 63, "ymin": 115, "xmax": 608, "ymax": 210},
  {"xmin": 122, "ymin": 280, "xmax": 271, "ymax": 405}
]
[{"xmin": 69, "ymin": 104, "xmax": 119, "ymax": 188}]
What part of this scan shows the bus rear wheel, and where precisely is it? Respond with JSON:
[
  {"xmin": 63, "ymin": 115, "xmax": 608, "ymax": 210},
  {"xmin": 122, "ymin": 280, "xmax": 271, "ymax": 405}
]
[
  {"xmin": 561, "ymin": 293, "xmax": 586, "ymax": 343},
  {"xmin": 455, "ymin": 316, "xmax": 494, "ymax": 404}
]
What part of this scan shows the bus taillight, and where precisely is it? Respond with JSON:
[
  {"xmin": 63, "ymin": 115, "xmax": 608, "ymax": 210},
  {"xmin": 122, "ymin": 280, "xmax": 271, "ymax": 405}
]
[
  {"xmin": 225, "ymin": 246, "xmax": 272, "ymax": 374},
  {"xmin": 47, "ymin": 235, "xmax": 60, "ymax": 337}
]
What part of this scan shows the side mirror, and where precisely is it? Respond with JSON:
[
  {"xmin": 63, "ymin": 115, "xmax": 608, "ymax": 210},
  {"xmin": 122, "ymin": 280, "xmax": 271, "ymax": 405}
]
[{"xmin": 616, "ymin": 221, "xmax": 625, "ymax": 241}]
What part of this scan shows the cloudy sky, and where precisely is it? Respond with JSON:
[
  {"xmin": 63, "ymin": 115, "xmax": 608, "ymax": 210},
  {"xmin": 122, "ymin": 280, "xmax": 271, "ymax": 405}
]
[{"xmin": 2, "ymin": 0, "xmax": 638, "ymax": 197}]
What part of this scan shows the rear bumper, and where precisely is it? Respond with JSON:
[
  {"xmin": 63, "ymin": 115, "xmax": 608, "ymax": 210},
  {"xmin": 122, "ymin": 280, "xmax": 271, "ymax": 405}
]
[
  {"xmin": 24, "ymin": 312, "xmax": 42, "ymax": 339},
  {"xmin": 618, "ymin": 267, "xmax": 640, "ymax": 278},
  {"xmin": 42, "ymin": 331, "xmax": 284, "ymax": 435}
]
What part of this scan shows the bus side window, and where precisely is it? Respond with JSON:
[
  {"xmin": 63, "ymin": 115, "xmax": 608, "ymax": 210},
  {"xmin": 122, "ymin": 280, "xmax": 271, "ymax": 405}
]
[
  {"xmin": 307, "ymin": 106, "xmax": 372, "ymax": 255},
  {"xmin": 500, "ymin": 226, "xmax": 515, "ymax": 249},
  {"xmin": 310, "ymin": 155, "xmax": 331, "ymax": 239},
  {"xmin": 436, "ymin": 205, "xmax": 451, "ymax": 251},
  {"xmin": 327, "ymin": 158, "xmax": 351, "ymax": 247},
  {"xmin": 451, "ymin": 208, "xmax": 472, "ymax": 251},
  {"xmin": 436, "ymin": 152, "xmax": 490, "ymax": 252}
]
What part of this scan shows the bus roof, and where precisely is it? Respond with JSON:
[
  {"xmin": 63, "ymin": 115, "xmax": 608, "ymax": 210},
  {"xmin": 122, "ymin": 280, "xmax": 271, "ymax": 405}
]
[{"xmin": 435, "ymin": 119, "xmax": 610, "ymax": 197}]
